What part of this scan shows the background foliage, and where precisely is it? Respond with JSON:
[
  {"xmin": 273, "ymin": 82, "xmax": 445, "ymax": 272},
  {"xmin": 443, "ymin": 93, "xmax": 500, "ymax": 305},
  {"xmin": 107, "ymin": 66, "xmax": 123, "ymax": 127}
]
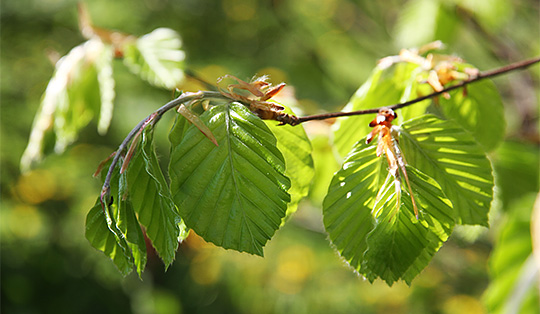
[{"xmin": 2, "ymin": 0, "xmax": 539, "ymax": 313}]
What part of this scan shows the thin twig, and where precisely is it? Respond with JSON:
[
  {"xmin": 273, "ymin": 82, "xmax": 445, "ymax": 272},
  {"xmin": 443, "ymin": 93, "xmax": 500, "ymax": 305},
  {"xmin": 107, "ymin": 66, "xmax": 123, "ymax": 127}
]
[
  {"xmin": 99, "ymin": 91, "xmax": 225, "ymax": 204},
  {"xmin": 289, "ymin": 56, "xmax": 540, "ymax": 125}
]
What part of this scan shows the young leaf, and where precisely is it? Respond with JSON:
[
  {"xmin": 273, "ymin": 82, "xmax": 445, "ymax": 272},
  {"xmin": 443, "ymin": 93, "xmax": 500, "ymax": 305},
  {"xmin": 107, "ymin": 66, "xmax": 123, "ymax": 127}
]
[
  {"xmin": 332, "ymin": 63, "xmax": 428, "ymax": 158},
  {"xmin": 265, "ymin": 109, "xmax": 314, "ymax": 220},
  {"xmin": 123, "ymin": 28, "xmax": 185, "ymax": 89},
  {"xmin": 438, "ymin": 79, "xmax": 505, "ymax": 151},
  {"xmin": 21, "ymin": 39, "xmax": 114, "ymax": 171},
  {"xmin": 323, "ymin": 141, "xmax": 454, "ymax": 285},
  {"xmin": 95, "ymin": 44, "xmax": 115, "ymax": 135},
  {"xmin": 399, "ymin": 114, "xmax": 494, "ymax": 226},
  {"xmin": 117, "ymin": 171, "xmax": 147, "ymax": 276},
  {"xmin": 127, "ymin": 127, "xmax": 185, "ymax": 268},
  {"xmin": 85, "ymin": 199, "xmax": 134, "ymax": 276},
  {"xmin": 169, "ymin": 102, "xmax": 291, "ymax": 256},
  {"xmin": 362, "ymin": 167, "xmax": 454, "ymax": 285}
]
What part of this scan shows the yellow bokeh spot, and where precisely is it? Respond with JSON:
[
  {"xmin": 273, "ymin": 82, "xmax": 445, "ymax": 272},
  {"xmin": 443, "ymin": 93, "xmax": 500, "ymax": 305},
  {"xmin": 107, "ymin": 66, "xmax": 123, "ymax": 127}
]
[
  {"xmin": 7, "ymin": 205, "xmax": 45, "ymax": 240},
  {"xmin": 15, "ymin": 169, "xmax": 57, "ymax": 204},
  {"xmin": 274, "ymin": 245, "xmax": 315, "ymax": 294},
  {"xmin": 190, "ymin": 251, "xmax": 222, "ymax": 286},
  {"xmin": 443, "ymin": 295, "xmax": 486, "ymax": 314},
  {"xmin": 222, "ymin": 0, "xmax": 257, "ymax": 21}
]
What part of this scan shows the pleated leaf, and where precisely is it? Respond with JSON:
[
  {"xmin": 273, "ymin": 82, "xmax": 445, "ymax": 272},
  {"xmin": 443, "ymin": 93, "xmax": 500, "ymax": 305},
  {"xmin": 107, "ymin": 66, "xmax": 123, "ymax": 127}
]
[
  {"xmin": 361, "ymin": 167, "xmax": 454, "ymax": 285},
  {"xmin": 123, "ymin": 28, "xmax": 185, "ymax": 89},
  {"xmin": 85, "ymin": 198, "xmax": 134, "ymax": 276},
  {"xmin": 323, "ymin": 140, "xmax": 454, "ymax": 285},
  {"xmin": 169, "ymin": 102, "xmax": 291, "ymax": 256},
  {"xmin": 399, "ymin": 115, "xmax": 494, "ymax": 226},
  {"xmin": 127, "ymin": 127, "xmax": 185, "ymax": 268}
]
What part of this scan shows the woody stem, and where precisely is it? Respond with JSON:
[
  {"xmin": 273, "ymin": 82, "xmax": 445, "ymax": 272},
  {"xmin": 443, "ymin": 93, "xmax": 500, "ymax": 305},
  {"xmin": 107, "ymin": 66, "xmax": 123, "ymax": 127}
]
[{"xmin": 289, "ymin": 56, "xmax": 540, "ymax": 125}]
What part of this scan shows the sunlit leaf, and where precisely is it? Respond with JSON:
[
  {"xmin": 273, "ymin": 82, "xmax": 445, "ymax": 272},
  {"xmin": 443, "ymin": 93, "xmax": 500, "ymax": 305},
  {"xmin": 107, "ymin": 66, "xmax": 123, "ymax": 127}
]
[
  {"xmin": 95, "ymin": 44, "xmax": 115, "ymax": 135},
  {"xmin": 439, "ymin": 79, "xmax": 505, "ymax": 151},
  {"xmin": 323, "ymin": 140, "xmax": 454, "ymax": 285},
  {"xmin": 123, "ymin": 28, "xmax": 185, "ymax": 89},
  {"xmin": 85, "ymin": 198, "xmax": 134, "ymax": 276},
  {"xmin": 362, "ymin": 167, "xmax": 454, "ymax": 285},
  {"xmin": 332, "ymin": 63, "xmax": 428, "ymax": 158},
  {"xmin": 169, "ymin": 102, "xmax": 291, "ymax": 256},
  {"xmin": 399, "ymin": 114, "xmax": 494, "ymax": 226},
  {"xmin": 21, "ymin": 39, "xmax": 114, "ymax": 171},
  {"xmin": 127, "ymin": 127, "xmax": 185, "ymax": 267}
]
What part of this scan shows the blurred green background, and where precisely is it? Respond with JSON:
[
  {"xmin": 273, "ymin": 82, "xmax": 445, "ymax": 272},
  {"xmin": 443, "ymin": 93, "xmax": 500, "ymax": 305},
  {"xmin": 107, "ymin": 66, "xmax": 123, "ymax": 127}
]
[{"xmin": 1, "ymin": 0, "xmax": 539, "ymax": 313}]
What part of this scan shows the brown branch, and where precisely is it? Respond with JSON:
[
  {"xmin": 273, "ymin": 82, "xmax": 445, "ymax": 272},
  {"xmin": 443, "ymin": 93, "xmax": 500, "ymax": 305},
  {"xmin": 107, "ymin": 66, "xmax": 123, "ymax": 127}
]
[{"xmin": 287, "ymin": 56, "xmax": 540, "ymax": 126}]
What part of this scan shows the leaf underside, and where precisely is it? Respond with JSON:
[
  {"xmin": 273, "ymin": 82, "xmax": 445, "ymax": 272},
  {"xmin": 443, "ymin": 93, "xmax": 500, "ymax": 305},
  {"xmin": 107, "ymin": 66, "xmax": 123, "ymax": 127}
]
[
  {"xmin": 323, "ymin": 114, "xmax": 492, "ymax": 285},
  {"xmin": 169, "ymin": 102, "xmax": 291, "ymax": 256}
]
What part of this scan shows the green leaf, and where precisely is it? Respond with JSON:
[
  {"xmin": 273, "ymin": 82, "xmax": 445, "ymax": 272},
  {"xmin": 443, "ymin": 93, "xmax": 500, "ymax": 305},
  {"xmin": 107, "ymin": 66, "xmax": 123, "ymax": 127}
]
[
  {"xmin": 323, "ymin": 140, "xmax": 454, "ymax": 285},
  {"xmin": 438, "ymin": 79, "xmax": 505, "ymax": 151},
  {"xmin": 127, "ymin": 127, "xmax": 185, "ymax": 267},
  {"xmin": 362, "ymin": 167, "xmax": 454, "ymax": 285},
  {"xmin": 85, "ymin": 198, "xmax": 134, "ymax": 276},
  {"xmin": 332, "ymin": 63, "xmax": 428, "ymax": 158},
  {"xmin": 265, "ymin": 109, "xmax": 314, "ymax": 220},
  {"xmin": 169, "ymin": 102, "xmax": 291, "ymax": 256},
  {"xmin": 484, "ymin": 193, "xmax": 539, "ymax": 314},
  {"xmin": 399, "ymin": 114, "xmax": 494, "ymax": 226},
  {"xmin": 168, "ymin": 112, "xmax": 189, "ymax": 148},
  {"xmin": 123, "ymin": 28, "xmax": 185, "ymax": 89},
  {"xmin": 117, "ymin": 170, "xmax": 147, "ymax": 276}
]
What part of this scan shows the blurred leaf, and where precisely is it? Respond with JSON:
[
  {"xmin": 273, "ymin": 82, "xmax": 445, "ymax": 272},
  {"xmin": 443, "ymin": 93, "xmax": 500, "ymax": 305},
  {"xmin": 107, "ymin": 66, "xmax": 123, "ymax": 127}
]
[
  {"xmin": 439, "ymin": 79, "xmax": 505, "ymax": 151},
  {"xmin": 127, "ymin": 127, "xmax": 185, "ymax": 268},
  {"xmin": 308, "ymin": 132, "xmax": 341, "ymax": 204},
  {"xmin": 493, "ymin": 141, "xmax": 539, "ymax": 209},
  {"xmin": 20, "ymin": 39, "xmax": 115, "ymax": 172},
  {"xmin": 332, "ymin": 63, "xmax": 428, "ymax": 158},
  {"xmin": 95, "ymin": 44, "xmax": 115, "ymax": 135},
  {"xmin": 169, "ymin": 102, "xmax": 291, "ymax": 256},
  {"xmin": 456, "ymin": 0, "xmax": 514, "ymax": 31},
  {"xmin": 399, "ymin": 115, "xmax": 493, "ymax": 226},
  {"xmin": 484, "ymin": 193, "xmax": 539, "ymax": 314},
  {"xmin": 123, "ymin": 28, "xmax": 185, "ymax": 89},
  {"xmin": 265, "ymin": 107, "xmax": 314, "ymax": 220},
  {"xmin": 85, "ymin": 198, "xmax": 134, "ymax": 276},
  {"xmin": 21, "ymin": 39, "xmax": 114, "ymax": 171},
  {"xmin": 394, "ymin": 0, "xmax": 440, "ymax": 48},
  {"xmin": 117, "ymin": 171, "xmax": 147, "ymax": 276}
]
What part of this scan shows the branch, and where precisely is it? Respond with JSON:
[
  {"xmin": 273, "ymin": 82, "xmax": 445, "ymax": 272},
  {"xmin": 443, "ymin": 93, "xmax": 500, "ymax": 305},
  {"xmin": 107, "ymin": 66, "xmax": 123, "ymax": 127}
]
[
  {"xmin": 99, "ymin": 91, "xmax": 226, "ymax": 203},
  {"xmin": 99, "ymin": 56, "xmax": 540, "ymax": 202},
  {"xmin": 288, "ymin": 56, "xmax": 540, "ymax": 125}
]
